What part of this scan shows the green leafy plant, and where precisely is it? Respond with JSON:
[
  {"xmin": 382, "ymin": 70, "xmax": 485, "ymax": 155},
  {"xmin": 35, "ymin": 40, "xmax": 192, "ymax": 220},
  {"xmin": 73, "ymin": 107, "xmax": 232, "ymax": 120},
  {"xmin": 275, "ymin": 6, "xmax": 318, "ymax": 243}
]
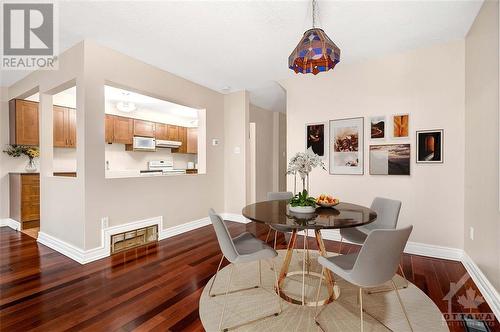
[
  {"xmin": 3, "ymin": 145, "xmax": 40, "ymax": 160},
  {"xmin": 289, "ymin": 190, "xmax": 316, "ymax": 207}
]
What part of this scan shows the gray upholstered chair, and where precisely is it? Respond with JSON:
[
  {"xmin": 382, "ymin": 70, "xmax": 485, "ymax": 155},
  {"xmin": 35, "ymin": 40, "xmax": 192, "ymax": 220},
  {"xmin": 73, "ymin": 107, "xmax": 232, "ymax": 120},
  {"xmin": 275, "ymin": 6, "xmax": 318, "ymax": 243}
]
[
  {"xmin": 208, "ymin": 209, "xmax": 282, "ymax": 331},
  {"xmin": 265, "ymin": 191, "xmax": 294, "ymax": 249},
  {"xmin": 315, "ymin": 226, "xmax": 414, "ymax": 332},
  {"xmin": 339, "ymin": 197, "xmax": 407, "ymax": 285}
]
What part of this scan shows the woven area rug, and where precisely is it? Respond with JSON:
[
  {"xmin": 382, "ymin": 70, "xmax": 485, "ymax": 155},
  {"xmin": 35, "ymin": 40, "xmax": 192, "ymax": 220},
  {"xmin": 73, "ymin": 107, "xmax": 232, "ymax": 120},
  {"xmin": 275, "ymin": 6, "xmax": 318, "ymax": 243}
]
[{"xmin": 199, "ymin": 250, "xmax": 449, "ymax": 332}]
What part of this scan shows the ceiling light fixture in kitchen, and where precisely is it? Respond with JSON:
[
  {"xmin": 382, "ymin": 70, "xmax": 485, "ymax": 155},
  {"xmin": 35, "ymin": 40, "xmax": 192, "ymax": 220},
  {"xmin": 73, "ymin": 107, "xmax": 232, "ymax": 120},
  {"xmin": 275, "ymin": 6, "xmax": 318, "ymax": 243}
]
[
  {"xmin": 289, "ymin": 0, "xmax": 341, "ymax": 75},
  {"xmin": 116, "ymin": 101, "xmax": 136, "ymax": 113}
]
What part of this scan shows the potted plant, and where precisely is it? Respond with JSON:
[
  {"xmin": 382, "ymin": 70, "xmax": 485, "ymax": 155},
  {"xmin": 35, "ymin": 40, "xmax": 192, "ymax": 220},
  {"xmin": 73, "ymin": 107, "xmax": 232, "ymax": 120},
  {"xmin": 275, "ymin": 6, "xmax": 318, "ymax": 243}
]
[
  {"xmin": 286, "ymin": 148, "xmax": 325, "ymax": 213},
  {"xmin": 3, "ymin": 145, "xmax": 40, "ymax": 173}
]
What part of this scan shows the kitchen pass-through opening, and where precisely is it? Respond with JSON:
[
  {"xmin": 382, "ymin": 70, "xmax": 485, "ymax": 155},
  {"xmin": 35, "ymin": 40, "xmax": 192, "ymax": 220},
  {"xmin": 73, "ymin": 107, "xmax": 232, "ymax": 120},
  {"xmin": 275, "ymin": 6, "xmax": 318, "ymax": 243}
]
[{"xmin": 104, "ymin": 84, "xmax": 206, "ymax": 178}]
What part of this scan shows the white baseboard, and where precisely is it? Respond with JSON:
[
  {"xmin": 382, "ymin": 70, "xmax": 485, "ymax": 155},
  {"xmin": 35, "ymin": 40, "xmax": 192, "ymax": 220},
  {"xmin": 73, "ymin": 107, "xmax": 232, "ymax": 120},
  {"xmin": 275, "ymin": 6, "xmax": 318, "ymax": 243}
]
[
  {"xmin": 159, "ymin": 217, "xmax": 211, "ymax": 239},
  {"xmin": 0, "ymin": 218, "xmax": 21, "ymax": 231},
  {"xmin": 37, "ymin": 231, "xmax": 87, "ymax": 263},
  {"xmin": 221, "ymin": 213, "xmax": 251, "ymax": 223},
  {"xmin": 461, "ymin": 252, "xmax": 500, "ymax": 320}
]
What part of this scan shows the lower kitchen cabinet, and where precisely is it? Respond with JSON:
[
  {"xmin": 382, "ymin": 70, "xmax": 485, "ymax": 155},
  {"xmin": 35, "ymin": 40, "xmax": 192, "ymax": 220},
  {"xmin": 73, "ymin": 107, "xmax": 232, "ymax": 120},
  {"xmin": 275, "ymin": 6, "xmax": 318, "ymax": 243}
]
[{"xmin": 9, "ymin": 173, "xmax": 40, "ymax": 230}]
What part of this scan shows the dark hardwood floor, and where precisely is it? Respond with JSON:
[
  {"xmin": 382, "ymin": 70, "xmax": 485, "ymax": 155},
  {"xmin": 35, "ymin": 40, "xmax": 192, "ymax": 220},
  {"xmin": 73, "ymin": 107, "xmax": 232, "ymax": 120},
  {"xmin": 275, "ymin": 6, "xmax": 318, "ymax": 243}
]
[{"xmin": 0, "ymin": 223, "xmax": 498, "ymax": 332}]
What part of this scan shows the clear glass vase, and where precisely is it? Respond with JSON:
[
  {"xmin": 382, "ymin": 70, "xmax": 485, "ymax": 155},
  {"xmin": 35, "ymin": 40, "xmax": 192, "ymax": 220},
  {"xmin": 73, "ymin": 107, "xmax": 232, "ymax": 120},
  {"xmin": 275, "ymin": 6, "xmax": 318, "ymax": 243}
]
[{"xmin": 25, "ymin": 158, "xmax": 37, "ymax": 173}]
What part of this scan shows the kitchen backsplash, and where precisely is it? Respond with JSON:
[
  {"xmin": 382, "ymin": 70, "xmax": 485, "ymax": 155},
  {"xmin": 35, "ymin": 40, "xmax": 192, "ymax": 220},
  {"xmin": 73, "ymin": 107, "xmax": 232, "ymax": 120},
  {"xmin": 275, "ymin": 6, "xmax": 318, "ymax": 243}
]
[
  {"xmin": 105, "ymin": 143, "xmax": 196, "ymax": 171},
  {"xmin": 54, "ymin": 148, "xmax": 77, "ymax": 172}
]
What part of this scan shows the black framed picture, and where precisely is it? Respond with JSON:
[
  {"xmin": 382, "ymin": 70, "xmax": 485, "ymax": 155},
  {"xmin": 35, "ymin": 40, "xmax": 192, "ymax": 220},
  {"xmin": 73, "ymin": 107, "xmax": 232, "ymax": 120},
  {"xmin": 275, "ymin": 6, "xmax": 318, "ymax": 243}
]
[
  {"xmin": 306, "ymin": 123, "xmax": 326, "ymax": 157},
  {"xmin": 416, "ymin": 129, "xmax": 444, "ymax": 163}
]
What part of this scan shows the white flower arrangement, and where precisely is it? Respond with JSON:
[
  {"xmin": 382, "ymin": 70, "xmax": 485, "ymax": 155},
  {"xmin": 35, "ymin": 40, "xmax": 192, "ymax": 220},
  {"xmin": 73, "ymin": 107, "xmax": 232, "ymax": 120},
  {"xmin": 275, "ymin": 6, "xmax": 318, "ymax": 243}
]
[{"xmin": 287, "ymin": 148, "xmax": 326, "ymax": 199}]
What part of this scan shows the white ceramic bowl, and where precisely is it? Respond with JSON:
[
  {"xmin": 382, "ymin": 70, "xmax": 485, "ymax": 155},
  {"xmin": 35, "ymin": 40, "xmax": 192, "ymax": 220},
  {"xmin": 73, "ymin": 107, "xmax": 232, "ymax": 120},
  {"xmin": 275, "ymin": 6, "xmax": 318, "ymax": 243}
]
[{"xmin": 288, "ymin": 205, "xmax": 316, "ymax": 213}]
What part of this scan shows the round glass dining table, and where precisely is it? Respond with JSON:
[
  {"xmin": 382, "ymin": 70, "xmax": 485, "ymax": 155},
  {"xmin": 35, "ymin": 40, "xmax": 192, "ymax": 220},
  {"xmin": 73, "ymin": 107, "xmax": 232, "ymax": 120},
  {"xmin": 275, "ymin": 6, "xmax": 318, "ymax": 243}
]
[{"xmin": 242, "ymin": 200, "xmax": 377, "ymax": 306}]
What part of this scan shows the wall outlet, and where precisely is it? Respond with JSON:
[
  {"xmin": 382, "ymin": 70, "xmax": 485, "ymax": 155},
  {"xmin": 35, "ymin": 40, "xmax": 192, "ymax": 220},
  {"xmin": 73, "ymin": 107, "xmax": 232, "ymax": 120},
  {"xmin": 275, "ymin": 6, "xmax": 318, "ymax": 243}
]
[
  {"xmin": 212, "ymin": 138, "xmax": 220, "ymax": 146},
  {"xmin": 469, "ymin": 226, "xmax": 474, "ymax": 241},
  {"xmin": 101, "ymin": 217, "xmax": 109, "ymax": 229},
  {"xmin": 233, "ymin": 146, "xmax": 241, "ymax": 154}
]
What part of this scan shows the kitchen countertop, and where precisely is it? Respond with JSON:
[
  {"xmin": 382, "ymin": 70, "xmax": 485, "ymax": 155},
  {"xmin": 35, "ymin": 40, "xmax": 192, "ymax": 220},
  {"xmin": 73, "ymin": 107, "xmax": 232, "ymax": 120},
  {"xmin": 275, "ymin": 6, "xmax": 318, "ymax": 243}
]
[{"xmin": 105, "ymin": 170, "xmax": 199, "ymax": 179}]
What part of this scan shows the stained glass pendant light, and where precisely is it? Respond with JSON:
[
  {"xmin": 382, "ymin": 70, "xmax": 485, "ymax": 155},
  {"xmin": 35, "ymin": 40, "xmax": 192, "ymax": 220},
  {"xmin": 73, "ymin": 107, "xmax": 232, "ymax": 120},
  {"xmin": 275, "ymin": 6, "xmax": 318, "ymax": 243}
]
[{"xmin": 289, "ymin": 0, "xmax": 341, "ymax": 75}]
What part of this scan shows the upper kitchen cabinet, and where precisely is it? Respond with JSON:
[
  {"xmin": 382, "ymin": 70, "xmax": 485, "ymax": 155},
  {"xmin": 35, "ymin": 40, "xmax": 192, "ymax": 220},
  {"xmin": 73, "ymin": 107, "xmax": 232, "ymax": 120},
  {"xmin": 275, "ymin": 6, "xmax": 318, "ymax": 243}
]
[
  {"xmin": 155, "ymin": 123, "xmax": 168, "ymax": 140},
  {"xmin": 53, "ymin": 106, "xmax": 76, "ymax": 148},
  {"xmin": 9, "ymin": 99, "xmax": 39, "ymax": 146},
  {"xmin": 174, "ymin": 126, "xmax": 187, "ymax": 153},
  {"xmin": 105, "ymin": 115, "xmax": 114, "ymax": 143},
  {"xmin": 133, "ymin": 119, "xmax": 155, "ymax": 137},
  {"xmin": 111, "ymin": 115, "xmax": 134, "ymax": 144},
  {"xmin": 187, "ymin": 128, "xmax": 198, "ymax": 154},
  {"xmin": 167, "ymin": 125, "xmax": 179, "ymax": 141}
]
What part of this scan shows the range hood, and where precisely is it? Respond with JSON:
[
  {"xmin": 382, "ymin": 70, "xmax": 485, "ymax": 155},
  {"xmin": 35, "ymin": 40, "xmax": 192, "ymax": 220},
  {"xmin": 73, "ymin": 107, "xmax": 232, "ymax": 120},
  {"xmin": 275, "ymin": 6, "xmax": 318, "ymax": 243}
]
[{"xmin": 156, "ymin": 140, "xmax": 182, "ymax": 148}]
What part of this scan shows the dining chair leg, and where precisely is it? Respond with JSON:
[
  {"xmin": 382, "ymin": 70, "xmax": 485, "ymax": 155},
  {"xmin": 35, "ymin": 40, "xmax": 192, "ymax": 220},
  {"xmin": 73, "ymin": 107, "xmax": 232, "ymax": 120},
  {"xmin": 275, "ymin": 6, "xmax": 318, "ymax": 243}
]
[
  {"xmin": 209, "ymin": 254, "xmax": 225, "ymax": 297},
  {"xmin": 274, "ymin": 230, "xmax": 278, "ymax": 250},
  {"xmin": 219, "ymin": 264, "xmax": 235, "ymax": 331},
  {"xmin": 338, "ymin": 236, "xmax": 343, "ymax": 255},
  {"xmin": 265, "ymin": 227, "xmax": 272, "ymax": 244},
  {"xmin": 210, "ymin": 256, "xmax": 259, "ymax": 297},
  {"xmin": 359, "ymin": 288, "xmax": 364, "ymax": 332},
  {"xmin": 391, "ymin": 279, "xmax": 414, "ymax": 332}
]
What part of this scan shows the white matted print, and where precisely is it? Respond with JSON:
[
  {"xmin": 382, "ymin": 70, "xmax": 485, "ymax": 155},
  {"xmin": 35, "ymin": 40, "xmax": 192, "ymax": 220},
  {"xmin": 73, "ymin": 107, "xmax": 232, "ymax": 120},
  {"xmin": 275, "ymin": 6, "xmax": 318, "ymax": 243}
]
[{"xmin": 329, "ymin": 117, "xmax": 364, "ymax": 175}]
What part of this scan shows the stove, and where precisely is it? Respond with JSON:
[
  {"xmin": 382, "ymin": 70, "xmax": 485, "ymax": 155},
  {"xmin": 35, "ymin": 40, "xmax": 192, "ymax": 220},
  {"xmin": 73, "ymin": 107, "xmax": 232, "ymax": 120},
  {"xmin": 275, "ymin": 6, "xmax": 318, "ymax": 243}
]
[{"xmin": 146, "ymin": 160, "xmax": 186, "ymax": 175}]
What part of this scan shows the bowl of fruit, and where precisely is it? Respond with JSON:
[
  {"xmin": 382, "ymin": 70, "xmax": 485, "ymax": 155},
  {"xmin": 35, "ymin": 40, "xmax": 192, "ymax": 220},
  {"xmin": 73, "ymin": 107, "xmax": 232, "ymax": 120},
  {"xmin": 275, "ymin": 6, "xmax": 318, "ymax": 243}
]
[{"xmin": 316, "ymin": 194, "xmax": 340, "ymax": 208}]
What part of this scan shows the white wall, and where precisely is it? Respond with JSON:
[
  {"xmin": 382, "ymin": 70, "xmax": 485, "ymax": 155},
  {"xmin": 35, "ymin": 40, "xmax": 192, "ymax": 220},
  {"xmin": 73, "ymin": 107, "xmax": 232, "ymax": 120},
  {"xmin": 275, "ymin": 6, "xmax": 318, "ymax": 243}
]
[
  {"xmin": 249, "ymin": 104, "xmax": 276, "ymax": 202},
  {"xmin": 282, "ymin": 40, "xmax": 465, "ymax": 249},
  {"xmin": 224, "ymin": 91, "xmax": 249, "ymax": 213},
  {"xmin": 465, "ymin": 0, "xmax": 500, "ymax": 291},
  {"xmin": 105, "ymin": 143, "xmax": 196, "ymax": 171}
]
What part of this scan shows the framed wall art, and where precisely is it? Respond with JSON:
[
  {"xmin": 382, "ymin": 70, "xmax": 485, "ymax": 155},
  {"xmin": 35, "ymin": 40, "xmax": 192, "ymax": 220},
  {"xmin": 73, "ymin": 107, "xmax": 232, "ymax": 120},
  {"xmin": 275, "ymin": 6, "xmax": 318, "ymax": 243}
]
[
  {"xmin": 370, "ymin": 116, "xmax": 386, "ymax": 139},
  {"xmin": 370, "ymin": 144, "xmax": 411, "ymax": 175},
  {"xmin": 329, "ymin": 117, "xmax": 364, "ymax": 175},
  {"xmin": 392, "ymin": 114, "xmax": 409, "ymax": 138},
  {"xmin": 305, "ymin": 123, "xmax": 327, "ymax": 158},
  {"xmin": 416, "ymin": 129, "xmax": 444, "ymax": 163}
]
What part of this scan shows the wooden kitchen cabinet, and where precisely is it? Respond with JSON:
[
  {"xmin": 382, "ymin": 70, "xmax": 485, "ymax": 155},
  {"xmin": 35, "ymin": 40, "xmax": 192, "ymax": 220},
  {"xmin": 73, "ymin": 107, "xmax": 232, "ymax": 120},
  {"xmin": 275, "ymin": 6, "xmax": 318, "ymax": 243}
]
[
  {"xmin": 167, "ymin": 125, "xmax": 179, "ymax": 141},
  {"xmin": 155, "ymin": 123, "xmax": 168, "ymax": 140},
  {"xmin": 112, "ymin": 116, "xmax": 134, "ymax": 144},
  {"xmin": 68, "ymin": 108, "xmax": 76, "ymax": 147},
  {"xmin": 172, "ymin": 126, "xmax": 187, "ymax": 153},
  {"xmin": 133, "ymin": 119, "xmax": 155, "ymax": 137},
  {"xmin": 53, "ymin": 106, "xmax": 76, "ymax": 148},
  {"xmin": 105, "ymin": 115, "xmax": 114, "ymax": 143},
  {"xmin": 9, "ymin": 99, "xmax": 39, "ymax": 146},
  {"xmin": 10, "ymin": 173, "xmax": 40, "ymax": 230},
  {"xmin": 187, "ymin": 128, "xmax": 198, "ymax": 154}
]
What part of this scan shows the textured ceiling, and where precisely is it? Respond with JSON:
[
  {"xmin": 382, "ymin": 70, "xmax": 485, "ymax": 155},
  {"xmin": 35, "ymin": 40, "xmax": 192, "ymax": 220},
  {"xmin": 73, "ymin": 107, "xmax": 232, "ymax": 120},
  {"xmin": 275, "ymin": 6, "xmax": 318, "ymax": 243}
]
[{"xmin": 1, "ymin": 0, "xmax": 483, "ymax": 111}]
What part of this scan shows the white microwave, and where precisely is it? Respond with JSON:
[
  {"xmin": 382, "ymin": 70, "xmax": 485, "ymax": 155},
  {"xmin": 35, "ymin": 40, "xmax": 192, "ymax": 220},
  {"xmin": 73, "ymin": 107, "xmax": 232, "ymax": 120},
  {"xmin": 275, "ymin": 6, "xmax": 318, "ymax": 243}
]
[{"xmin": 133, "ymin": 136, "xmax": 156, "ymax": 151}]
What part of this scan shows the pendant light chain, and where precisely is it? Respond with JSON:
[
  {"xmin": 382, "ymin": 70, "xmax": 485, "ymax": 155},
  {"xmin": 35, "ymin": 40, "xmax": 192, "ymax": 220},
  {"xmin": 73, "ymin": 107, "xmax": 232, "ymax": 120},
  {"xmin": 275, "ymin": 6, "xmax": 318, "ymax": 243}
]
[{"xmin": 312, "ymin": 0, "xmax": 317, "ymax": 28}]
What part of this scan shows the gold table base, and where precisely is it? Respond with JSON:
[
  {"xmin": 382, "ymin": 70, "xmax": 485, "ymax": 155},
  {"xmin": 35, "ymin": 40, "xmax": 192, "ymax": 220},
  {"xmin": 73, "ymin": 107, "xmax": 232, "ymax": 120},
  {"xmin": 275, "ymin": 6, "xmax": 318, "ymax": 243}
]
[{"xmin": 276, "ymin": 229, "xmax": 338, "ymax": 306}]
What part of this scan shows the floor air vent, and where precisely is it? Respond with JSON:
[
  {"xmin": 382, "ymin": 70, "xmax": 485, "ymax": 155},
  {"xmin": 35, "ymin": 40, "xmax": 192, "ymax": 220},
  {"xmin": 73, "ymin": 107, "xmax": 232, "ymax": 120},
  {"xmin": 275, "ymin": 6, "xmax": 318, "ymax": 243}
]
[{"xmin": 111, "ymin": 225, "xmax": 158, "ymax": 254}]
